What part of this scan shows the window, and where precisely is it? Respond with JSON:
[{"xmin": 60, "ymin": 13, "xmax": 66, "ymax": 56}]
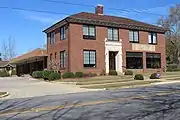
[
  {"xmin": 126, "ymin": 52, "xmax": 143, "ymax": 69},
  {"xmin": 50, "ymin": 54, "xmax": 52, "ymax": 61},
  {"xmin": 148, "ymin": 32, "xmax": 157, "ymax": 44},
  {"xmin": 55, "ymin": 52, "xmax": 57, "ymax": 60},
  {"xmin": 108, "ymin": 28, "xmax": 118, "ymax": 41},
  {"xmin": 60, "ymin": 51, "xmax": 66, "ymax": 68},
  {"xmin": 50, "ymin": 32, "xmax": 55, "ymax": 45},
  {"xmin": 60, "ymin": 26, "xmax": 66, "ymax": 40},
  {"xmin": 129, "ymin": 30, "xmax": 139, "ymax": 43},
  {"xmin": 146, "ymin": 53, "xmax": 161, "ymax": 68},
  {"xmin": 83, "ymin": 50, "xmax": 96, "ymax": 68},
  {"xmin": 83, "ymin": 25, "xmax": 96, "ymax": 39}
]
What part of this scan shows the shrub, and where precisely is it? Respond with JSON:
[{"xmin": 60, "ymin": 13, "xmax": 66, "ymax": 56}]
[
  {"xmin": 150, "ymin": 73, "xmax": 160, "ymax": 79},
  {"xmin": 32, "ymin": 71, "xmax": 38, "ymax": 78},
  {"xmin": 173, "ymin": 68, "xmax": 180, "ymax": 71},
  {"xmin": 32, "ymin": 71, "xmax": 43, "ymax": 78},
  {"xmin": 167, "ymin": 64, "xmax": 178, "ymax": 71},
  {"xmin": 62, "ymin": 72, "xmax": 75, "ymax": 79},
  {"xmin": 75, "ymin": 72, "xmax": 84, "ymax": 78},
  {"xmin": 48, "ymin": 72, "xmax": 61, "ymax": 81},
  {"xmin": 124, "ymin": 70, "xmax": 133, "ymax": 75},
  {"xmin": 134, "ymin": 74, "xmax": 144, "ymax": 80},
  {"xmin": 42, "ymin": 70, "xmax": 54, "ymax": 80},
  {"xmin": 108, "ymin": 70, "xmax": 118, "ymax": 76},
  {"xmin": 0, "ymin": 71, "xmax": 9, "ymax": 77}
]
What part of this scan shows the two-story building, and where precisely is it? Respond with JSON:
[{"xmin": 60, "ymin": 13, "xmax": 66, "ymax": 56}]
[{"xmin": 43, "ymin": 5, "xmax": 167, "ymax": 75}]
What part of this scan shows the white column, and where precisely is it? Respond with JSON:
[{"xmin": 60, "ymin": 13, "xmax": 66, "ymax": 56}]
[
  {"xmin": 105, "ymin": 48, "xmax": 109, "ymax": 74},
  {"xmin": 116, "ymin": 51, "xmax": 123, "ymax": 74}
]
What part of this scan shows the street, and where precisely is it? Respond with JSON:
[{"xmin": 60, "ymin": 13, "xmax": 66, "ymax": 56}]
[{"xmin": 0, "ymin": 83, "xmax": 180, "ymax": 120}]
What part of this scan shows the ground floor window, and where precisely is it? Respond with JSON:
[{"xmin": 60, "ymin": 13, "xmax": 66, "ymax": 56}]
[
  {"xmin": 146, "ymin": 53, "xmax": 161, "ymax": 68},
  {"xmin": 83, "ymin": 50, "xmax": 96, "ymax": 68},
  {"xmin": 126, "ymin": 52, "xmax": 143, "ymax": 69},
  {"xmin": 60, "ymin": 51, "xmax": 66, "ymax": 68}
]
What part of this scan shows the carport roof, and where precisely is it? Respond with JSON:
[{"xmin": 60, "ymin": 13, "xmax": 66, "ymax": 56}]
[{"xmin": 10, "ymin": 48, "xmax": 48, "ymax": 64}]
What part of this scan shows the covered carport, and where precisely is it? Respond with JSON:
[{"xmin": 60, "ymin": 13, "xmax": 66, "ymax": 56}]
[{"xmin": 9, "ymin": 48, "xmax": 48, "ymax": 75}]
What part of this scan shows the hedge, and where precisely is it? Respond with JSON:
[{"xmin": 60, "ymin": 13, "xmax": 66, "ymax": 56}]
[
  {"xmin": 42, "ymin": 70, "xmax": 54, "ymax": 80},
  {"xmin": 48, "ymin": 72, "xmax": 61, "ymax": 81},
  {"xmin": 62, "ymin": 72, "xmax": 75, "ymax": 79},
  {"xmin": 32, "ymin": 71, "xmax": 43, "ymax": 78},
  {"xmin": 108, "ymin": 70, "xmax": 118, "ymax": 76},
  {"xmin": 75, "ymin": 72, "xmax": 84, "ymax": 78},
  {"xmin": 150, "ymin": 73, "xmax": 161, "ymax": 79},
  {"xmin": 134, "ymin": 74, "xmax": 144, "ymax": 80},
  {"xmin": 124, "ymin": 70, "xmax": 133, "ymax": 75}
]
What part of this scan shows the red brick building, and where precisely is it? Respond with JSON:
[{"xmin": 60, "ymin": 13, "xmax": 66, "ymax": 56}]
[{"xmin": 44, "ymin": 5, "xmax": 167, "ymax": 75}]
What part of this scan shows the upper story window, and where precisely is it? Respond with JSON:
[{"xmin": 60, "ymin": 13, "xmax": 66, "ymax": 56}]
[
  {"xmin": 108, "ymin": 28, "xmax": 118, "ymax": 41},
  {"xmin": 148, "ymin": 32, "xmax": 157, "ymax": 44},
  {"xmin": 129, "ymin": 30, "xmax": 139, "ymax": 43},
  {"xmin": 83, "ymin": 25, "xmax": 96, "ymax": 40},
  {"xmin": 60, "ymin": 26, "xmax": 66, "ymax": 40},
  {"xmin": 50, "ymin": 32, "xmax": 55, "ymax": 45}
]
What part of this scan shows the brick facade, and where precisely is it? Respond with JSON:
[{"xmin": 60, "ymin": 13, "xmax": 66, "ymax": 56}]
[
  {"xmin": 45, "ymin": 5, "xmax": 166, "ymax": 75},
  {"xmin": 46, "ymin": 24, "xmax": 166, "ymax": 74}
]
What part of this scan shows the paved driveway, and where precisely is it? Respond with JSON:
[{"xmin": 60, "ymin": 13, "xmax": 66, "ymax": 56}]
[{"xmin": 0, "ymin": 76, "xmax": 93, "ymax": 99}]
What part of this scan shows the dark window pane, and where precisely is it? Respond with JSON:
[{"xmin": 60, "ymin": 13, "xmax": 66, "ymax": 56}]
[
  {"xmin": 126, "ymin": 52, "xmax": 143, "ymax": 69},
  {"xmin": 146, "ymin": 53, "xmax": 161, "ymax": 68}
]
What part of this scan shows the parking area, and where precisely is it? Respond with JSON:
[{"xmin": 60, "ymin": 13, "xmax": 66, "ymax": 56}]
[{"xmin": 0, "ymin": 76, "xmax": 92, "ymax": 99}]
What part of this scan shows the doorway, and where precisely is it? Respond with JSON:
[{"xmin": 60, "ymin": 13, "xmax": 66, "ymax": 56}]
[{"xmin": 109, "ymin": 51, "xmax": 117, "ymax": 71}]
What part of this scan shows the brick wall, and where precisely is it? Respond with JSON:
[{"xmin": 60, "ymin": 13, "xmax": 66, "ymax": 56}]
[{"xmin": 47, "ymin": 23, "xmax": 166, "ymax": 74}]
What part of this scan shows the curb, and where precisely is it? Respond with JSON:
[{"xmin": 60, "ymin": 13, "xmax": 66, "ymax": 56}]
[
  {"xmin": 107, "ymin": 80, "xmax": 180, "ymax": 90},
  {"xmin": 0, "ymin": 92, "xmax": 9, "ymax": 98},
  {"xmin": 152, "ymin": 80, "xmax": 180, "ymax": 85}
]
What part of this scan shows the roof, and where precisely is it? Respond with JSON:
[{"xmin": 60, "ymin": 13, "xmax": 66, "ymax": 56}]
[
  {"xmin": 0, "ymin": 61, "xmax": 15, "ymax": 68},
  {"xmin": 43, "ymin": 12, "xmax": 167, "ymax": 33},
  {"xmin": 0, "ymin": 61, "xmax": 9, "ymax": 67},
  {"xmin": 10, "ymin": 48, "xmax": 48, "ymax": 64}
]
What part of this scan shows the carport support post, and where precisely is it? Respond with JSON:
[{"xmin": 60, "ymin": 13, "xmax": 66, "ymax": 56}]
[
  {"xmin": 43, "ymin": 57, "xmax": 45, "ymax": 70},
  {"xmin": 30, "ymin": 63, "xmax": 32, "ymax": 75}
]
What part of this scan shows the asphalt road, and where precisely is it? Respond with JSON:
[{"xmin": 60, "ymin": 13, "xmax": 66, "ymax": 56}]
[{"xmin": 0, "ymin": 83, "xmax": 180, "ymax": 120}]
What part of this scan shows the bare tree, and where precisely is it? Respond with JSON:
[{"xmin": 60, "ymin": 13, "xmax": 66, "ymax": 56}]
[
  {"xmin": 1, "ymin": 37, "xmax": 16, "ymax": 61},
  {"xmin": 157, "ymin": 4, "xmax": 180, "ymax": 64}
]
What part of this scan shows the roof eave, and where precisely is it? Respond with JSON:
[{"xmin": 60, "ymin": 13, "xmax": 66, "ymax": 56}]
[
  {"xmin": 43, "ymin": 17, "xmax": 69, "ymax": 33},
  {"xmin": 68, "ymin": 17, "xmax": 167, "ymax": 33}
]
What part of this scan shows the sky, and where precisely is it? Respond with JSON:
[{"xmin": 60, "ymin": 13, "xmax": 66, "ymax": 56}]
[{"xmin": 0, "ymin": 0, "xmax": 179, "ymax": 56}]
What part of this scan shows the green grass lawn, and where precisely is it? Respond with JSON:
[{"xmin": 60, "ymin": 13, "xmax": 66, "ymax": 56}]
[
  {"xmin": 76, "ymin": 79, "xmax": 134, "ymax": 85},
  {"xmin": 59, "ymin": 72, "xmax": 180, "ymax": 89},
  {"xmin": 81, "ymin": 80, "xmax": 160, "ymax": 89}
]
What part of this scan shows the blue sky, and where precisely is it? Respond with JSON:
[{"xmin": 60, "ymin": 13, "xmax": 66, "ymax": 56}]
[{"xmin": 0, "ymin": 0, "xmax": 179, "ymax": 56}]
